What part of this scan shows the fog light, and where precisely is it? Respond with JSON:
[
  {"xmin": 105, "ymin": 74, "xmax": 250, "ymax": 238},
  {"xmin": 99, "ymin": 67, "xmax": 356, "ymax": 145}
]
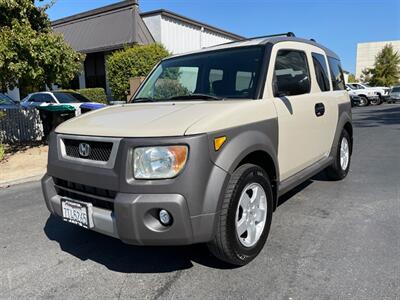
[{"xmin": 159, "ymin": 209, "xmax": 172, "ymax": 226}]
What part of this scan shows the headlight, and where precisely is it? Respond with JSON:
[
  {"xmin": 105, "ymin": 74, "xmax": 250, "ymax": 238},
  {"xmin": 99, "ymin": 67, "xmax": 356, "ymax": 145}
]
[{"xmin": 133, "ymin": 146, "xmax": 188, "ymax": 179}]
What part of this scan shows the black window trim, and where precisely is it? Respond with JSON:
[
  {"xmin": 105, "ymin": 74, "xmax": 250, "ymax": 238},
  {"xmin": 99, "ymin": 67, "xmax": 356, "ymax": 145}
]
[
  {"xmin": 311, "ymin": 51, "xmax": 331, "ymax": 93},
  {"xmin": 272, "ymin": 48, "xmax": 312, "ymax": 97}
]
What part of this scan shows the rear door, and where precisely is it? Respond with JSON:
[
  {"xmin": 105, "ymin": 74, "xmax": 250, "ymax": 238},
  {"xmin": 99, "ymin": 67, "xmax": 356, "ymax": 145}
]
[{"xmin": 265, "ymin": 42, "xmax": 335, "ymax": 180}]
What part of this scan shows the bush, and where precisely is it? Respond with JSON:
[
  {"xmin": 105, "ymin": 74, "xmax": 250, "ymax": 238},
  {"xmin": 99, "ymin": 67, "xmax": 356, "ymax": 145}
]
[
  {"xmin": 0, "ymin": 144, "xmax": 4, "ymax": 161},
  {"xmin": 77, "ymin": 88, "xmax": 107, "ymax": 104},
  {"xmin": 106, "ymin": 44, "xmax": 170, "ymax": 100}
]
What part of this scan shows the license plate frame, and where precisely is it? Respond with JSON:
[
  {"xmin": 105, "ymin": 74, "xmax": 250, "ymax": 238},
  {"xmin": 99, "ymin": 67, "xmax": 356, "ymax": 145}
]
[{"xmin": 61, "ymin": 198, "xmax": 94, "ymax": 229}]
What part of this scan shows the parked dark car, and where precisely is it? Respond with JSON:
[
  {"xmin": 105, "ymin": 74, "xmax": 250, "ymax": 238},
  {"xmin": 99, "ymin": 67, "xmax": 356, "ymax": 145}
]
[{"xmin": 350, "ymin": 94, "xmax": 361, "ymax": 107}]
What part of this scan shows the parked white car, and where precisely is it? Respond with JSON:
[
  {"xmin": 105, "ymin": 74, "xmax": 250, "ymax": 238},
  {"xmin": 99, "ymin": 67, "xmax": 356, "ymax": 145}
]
[
  {"xmin": 345, "ymin": 84, "xmax": 380, "ymax": 106},
  {"xmin": 20, "ymin": 91, "xmax": 98, "ymax": 115},
  {"xmin": 347, "ymin": 83, "xmax": 390, "ymax": 105}
]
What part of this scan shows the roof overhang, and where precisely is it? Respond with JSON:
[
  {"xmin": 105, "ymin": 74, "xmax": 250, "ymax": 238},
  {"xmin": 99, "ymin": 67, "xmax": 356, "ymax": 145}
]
[{"xmin": 52, "ymin": 0, "xmax": 154, "ymax": 53}]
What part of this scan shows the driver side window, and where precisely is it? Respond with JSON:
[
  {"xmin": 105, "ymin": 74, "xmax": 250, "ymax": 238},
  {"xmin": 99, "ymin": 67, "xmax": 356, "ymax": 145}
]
[
  {"xmin": 31, "ymin": 94, "xmax": 54, "ymax": 103},
  {"xmin": 273, "ymin": 50, "xmax": 311, "ymax": 97}
]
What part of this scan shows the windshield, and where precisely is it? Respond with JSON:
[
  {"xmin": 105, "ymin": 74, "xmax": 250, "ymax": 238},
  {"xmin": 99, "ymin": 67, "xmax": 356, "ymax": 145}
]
[
  {"xmin": 0, "ymin": 93, "xmax": 15, "ymax": 105},
  {"xmin": 134, "ymin": 47, "xmax": 264, "ymax": 102},
  {"xmin": 392, "ymin": 87, "xmax": 400, "ymax": 92},
  {"xmin": 53, "ymin": 92, "xmax": 90, "ymax": 103}
]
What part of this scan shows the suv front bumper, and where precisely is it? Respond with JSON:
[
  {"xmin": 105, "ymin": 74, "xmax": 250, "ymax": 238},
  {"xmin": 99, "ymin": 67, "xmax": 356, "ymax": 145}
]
[
  {"xmin": 42, "ymin": 133, "xmax": 230, "ymax": 246},
  {"xmin": 42, "ymin": 175, "xmax": 217, "ymax": 245}
]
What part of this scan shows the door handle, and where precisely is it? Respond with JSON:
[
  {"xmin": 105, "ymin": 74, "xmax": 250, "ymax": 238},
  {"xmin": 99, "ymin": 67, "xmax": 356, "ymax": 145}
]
[{"xmin": 315, "ymin": 102, "xmax": 325, "ymax": 117}]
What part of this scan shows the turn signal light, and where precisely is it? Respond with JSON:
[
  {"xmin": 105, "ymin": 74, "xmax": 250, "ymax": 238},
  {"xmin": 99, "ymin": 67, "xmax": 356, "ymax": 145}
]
[{"xmin": 214, "ymin": 136, "xmax": 227, "ymax": 151}]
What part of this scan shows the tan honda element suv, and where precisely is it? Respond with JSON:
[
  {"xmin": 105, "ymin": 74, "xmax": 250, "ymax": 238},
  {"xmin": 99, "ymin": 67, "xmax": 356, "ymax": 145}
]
[{"xmin": 42, "ymin": 33, "xmax": 352, "ymax": 266}]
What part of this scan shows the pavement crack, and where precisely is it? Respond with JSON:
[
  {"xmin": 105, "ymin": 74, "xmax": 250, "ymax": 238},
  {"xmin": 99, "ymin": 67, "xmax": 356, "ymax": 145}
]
[
  {"xmin": 153, "ymin": 270, "xmax": 182, "ymax": 300},
  {"xmin": 117, "ymin": 275, "xmax": 129, "ymax": 300}
]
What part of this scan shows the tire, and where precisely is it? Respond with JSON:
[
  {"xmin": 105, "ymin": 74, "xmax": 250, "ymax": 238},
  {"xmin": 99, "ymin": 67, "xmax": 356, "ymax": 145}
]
[
  {"xmin": 325, "ymin": 130, "xmax": 351, "ymax": 180},
  {"xmin": 358, "ymin": 96, "xmax": 369, "ymax": 107},
  {"xmin": 207, "ymin": 163, "xmax": 273, "ymax": 266},
  {"xmin": 369, "ymin": 98, "xmax": 381, "ymax": 106}
]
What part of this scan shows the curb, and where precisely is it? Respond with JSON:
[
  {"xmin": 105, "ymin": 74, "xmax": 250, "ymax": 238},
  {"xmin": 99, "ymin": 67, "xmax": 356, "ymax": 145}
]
[{"xmin": 0, "ymin": 174, "xmax": 44, "ymax": 189}]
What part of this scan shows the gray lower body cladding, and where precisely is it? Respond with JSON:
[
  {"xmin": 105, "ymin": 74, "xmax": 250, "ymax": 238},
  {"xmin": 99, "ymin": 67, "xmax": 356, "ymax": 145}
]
[{"xmin": 43, "ymin": 132, "xmax": 231, "ymax": 245}]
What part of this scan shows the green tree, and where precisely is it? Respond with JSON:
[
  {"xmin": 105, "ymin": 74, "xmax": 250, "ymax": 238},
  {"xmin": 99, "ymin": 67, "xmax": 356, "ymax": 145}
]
[
  {"xmin": 106, "ymin": 44, "xmax": 170, "ymax": 100},
  {"xmin": 369, "ymin": 44, "xmax": 400, "ymax": 86},
  {"xmin": 360, "ymin": 68, "xmax": 372, "ymax": 83},
  {"xmin": 347, "ymin": 73, "xmax": 356, "ymax": 83},
  {"xmin": 0, "ymin": 0, "xmax": 84, "ymax": 92}
]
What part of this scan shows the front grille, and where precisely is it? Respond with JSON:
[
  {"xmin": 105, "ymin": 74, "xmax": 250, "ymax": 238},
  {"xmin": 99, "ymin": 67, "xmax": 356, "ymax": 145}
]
[
  {"xmin": 54, "ymin": 177, "xmax": 116, "ymax": 211},
  {"xmin": 63, "ymin": 139, "xmax": 113, "ymax": 161}
]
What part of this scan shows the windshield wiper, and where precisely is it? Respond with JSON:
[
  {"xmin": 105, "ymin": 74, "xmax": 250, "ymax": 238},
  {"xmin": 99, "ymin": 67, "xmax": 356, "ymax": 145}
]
[
  {"xmin": 168, "ymin": 93, "xmax": 223, "ymax": 101},
  {"xmin": 133, "ymin": 97, "xmax": 156, "ymax": 103}
]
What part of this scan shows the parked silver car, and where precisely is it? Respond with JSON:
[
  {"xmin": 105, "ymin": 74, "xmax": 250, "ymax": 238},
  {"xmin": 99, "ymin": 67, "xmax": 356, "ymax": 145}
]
[{"xmin": 388, "ymin": 86, "xmax": 400, "ymax": 103}]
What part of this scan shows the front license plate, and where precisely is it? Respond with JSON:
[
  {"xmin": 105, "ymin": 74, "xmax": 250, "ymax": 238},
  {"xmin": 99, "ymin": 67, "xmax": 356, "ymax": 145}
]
[{"xmin": 61, "ymin": 199, "xmax": 93, "ymax": 229}]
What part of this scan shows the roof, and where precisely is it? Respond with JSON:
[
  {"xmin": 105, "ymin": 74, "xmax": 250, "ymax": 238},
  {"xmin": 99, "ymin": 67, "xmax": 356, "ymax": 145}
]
[
  {"xmin": 52, "ymin": 0, "xmax": 154, "ymax": 53},
  {"xmin": 140, "ymin": 9, "xmax": 244, "ymax": 41},
  {"xmin": 167, "ymin": 36, "xmax": 340, "ymax": 60}
]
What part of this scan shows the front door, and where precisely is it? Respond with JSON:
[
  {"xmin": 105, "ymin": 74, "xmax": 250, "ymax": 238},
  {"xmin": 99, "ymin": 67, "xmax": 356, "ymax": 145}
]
[{"xmin": 267, "ymin": 43, "xmax": 328, "ymax": 180}]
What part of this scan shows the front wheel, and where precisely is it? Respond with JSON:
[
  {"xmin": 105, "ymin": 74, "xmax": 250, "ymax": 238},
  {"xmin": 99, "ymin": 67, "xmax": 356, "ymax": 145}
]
[
  {"xmin": 325, "ymin": 130, "xmax": 351, "ymax": 180},
  {"xmin": 207, "ymin": 164, "xmax": 273, "ymax": 266}
]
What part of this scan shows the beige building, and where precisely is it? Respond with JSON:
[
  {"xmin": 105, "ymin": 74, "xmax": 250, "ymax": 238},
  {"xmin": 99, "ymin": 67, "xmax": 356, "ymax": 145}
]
[{"xmin": 356, "ymin": 40, "xmax": 400, "ymax": 79}]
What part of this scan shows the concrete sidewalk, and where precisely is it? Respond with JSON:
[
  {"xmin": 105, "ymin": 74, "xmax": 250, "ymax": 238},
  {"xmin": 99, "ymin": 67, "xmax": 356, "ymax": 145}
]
[{"xmin": 0, "ymin": 145, "xmax": 47, "ymax": 188}]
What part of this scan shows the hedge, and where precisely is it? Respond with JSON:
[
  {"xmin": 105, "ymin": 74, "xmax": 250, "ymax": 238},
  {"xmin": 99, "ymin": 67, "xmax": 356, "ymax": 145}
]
[
  {"xmin": 106, "ymin": 44, "xmax": 170, "ymax": 101},
  {"xmin": 77, "ymin": 88, "xmax": 107, "ymax": 104},
  {"xmin": 58, "ymin": 88, "xmax": 107, "ymax": 104},
  {"xmin": 0, "ymin": 143, "xmax": 4, "ymax": 161}
]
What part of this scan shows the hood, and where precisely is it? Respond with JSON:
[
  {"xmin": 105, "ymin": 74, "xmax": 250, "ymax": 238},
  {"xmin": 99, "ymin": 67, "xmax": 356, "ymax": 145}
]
[{"xmin": 55, "ymin": 100, "xmax": 273, "ymax": 137}]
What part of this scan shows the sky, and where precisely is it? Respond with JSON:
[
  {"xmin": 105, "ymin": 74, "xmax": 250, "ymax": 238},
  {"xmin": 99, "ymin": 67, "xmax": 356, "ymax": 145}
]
[{"xmin": 45, "ymin": 0, "xmax": 400, "ymax": 73}]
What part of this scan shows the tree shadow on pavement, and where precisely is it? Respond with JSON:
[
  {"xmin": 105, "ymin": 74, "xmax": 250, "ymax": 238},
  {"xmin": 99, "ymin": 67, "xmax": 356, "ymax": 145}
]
[
  {"xmin": 352, "ymin": 105, "xmax": 400, "ymax": 128},
  {"xmin": 43, "ymin": 215, "xmax": 234, "ymax": 273}
]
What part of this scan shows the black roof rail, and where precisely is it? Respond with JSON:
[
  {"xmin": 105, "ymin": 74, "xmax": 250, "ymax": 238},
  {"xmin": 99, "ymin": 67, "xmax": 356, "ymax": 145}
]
[
  {"xmin": 241, "ymin": 32, "xmax": 295, "ymax": 41},
  {"xmin": 310, "ymin": 38, "xmax": 316, "ymax": 42},
  {"xmin": 208, "ymin": 32, "xmax": 296, "ymax": 48}
]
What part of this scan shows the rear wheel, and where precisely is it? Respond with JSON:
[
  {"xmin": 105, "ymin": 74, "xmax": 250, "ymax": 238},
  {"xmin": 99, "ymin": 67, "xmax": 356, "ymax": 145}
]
[
  {"xmin": 326, "ymin": 130, "xmax": 351, "ymax": 180},
  {"xmin": 369, "ymin": 97, "xmax": 381, "ymax": 105},
  {"xmin": 207, "ymin": 164, "xmax": 273, "ymax": 266},
  {"xmin": 358, "ymin": 96, "xmax": 369, "ymax": 107}
]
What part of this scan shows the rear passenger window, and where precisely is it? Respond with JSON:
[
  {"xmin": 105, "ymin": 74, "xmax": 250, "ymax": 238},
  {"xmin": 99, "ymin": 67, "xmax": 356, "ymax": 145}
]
[
  {"xmin": 273, "ymin": 50, "xmax": 311, "ymax": 97},
  {"xmin": 327, "ymin": 57, "xmax": 345, "ymax": 90},
  {"xmin": 236, "ymin": 71, "xmax": 254, "ymax": 91},
  {"xmin": 209, "ymin": 69, "xmax": 223, "ymax": 94},
  {"xmin": 312, "ymin": 53, "xmax": 330, "ymax": 92}
]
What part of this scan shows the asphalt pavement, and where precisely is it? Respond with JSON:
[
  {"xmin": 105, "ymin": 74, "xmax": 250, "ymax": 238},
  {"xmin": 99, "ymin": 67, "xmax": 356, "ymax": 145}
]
[{"xmin": 0, "ymin": 105, "xmax": 399, "ymax": 299}]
